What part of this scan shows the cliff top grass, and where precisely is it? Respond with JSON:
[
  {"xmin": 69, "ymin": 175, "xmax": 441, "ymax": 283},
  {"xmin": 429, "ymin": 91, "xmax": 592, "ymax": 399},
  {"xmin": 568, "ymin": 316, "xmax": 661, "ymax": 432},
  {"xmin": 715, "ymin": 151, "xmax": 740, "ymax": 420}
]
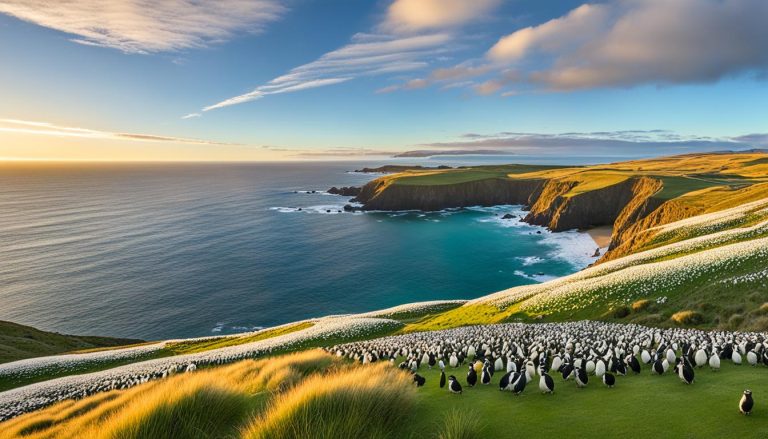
[
  {"xmin": 0, "ymin": 321, "xmax": 144, "ymax": 364},
  {"xmin": 385, "ymin": 152, "xmax": 768, "ymax": 202}
]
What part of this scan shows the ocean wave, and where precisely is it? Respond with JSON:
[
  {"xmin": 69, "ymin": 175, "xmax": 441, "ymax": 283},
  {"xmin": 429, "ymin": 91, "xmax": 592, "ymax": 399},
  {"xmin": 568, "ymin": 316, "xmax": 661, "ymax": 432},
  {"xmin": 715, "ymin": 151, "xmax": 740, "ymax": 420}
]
[
  {"xmin": 517, "ymin": 256, "xmax": 545, "ymax": 266},
  {"xmin": 269, "ymin": 204, "xmax": 361, "ymax": 215},
  {"xmin": 539, "ymin": 229, "xmax": 601, "ymax": 269},
  {"xmin": 513, "ymin": 270, "xmax": 557, "ymax": 283}
]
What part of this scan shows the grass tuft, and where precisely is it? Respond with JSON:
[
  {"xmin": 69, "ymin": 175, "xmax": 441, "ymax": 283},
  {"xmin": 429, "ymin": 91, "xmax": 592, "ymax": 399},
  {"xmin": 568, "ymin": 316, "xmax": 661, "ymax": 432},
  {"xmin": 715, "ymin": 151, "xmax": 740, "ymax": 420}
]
[
  {"xmin": 671, "ymin": 310, "xmax": 705, "ymax": 325},
  {"xmin": 435, "ymin": 409, "xmax": 485, "ymax": 439},
  {"xmin": 243, "ymin": 362, "xmax": 415, "ymax": 439},
  {"xmin": 631, "ymin": 299, "xmax": 652, "ymax": 312}
]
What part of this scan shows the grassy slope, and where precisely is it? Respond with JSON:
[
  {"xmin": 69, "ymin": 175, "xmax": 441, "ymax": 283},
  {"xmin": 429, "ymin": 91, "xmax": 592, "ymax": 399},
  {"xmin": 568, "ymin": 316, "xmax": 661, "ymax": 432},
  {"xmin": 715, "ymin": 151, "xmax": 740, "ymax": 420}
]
[
  {"xmin": 0, "ymin": 321, "xmax": 144, "ymax": 364},
  {"xmin": 4, "ymin": 350, "xmax": 768, "ymax": 438}
]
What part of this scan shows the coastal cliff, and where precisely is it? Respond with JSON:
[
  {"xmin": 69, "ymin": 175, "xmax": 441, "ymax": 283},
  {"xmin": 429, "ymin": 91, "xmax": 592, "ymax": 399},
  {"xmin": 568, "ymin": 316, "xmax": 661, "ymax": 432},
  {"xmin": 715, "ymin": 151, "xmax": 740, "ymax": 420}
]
[{"xmin": 353, "ymin": 174, "xmax": 670, "ymax": 261}]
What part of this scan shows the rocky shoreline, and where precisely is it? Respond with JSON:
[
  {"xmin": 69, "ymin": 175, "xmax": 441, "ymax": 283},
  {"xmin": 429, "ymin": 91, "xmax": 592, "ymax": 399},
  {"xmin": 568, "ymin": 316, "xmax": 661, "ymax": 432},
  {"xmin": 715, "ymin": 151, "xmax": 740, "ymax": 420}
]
[{"xmin": 327, "ymin": 174, "xmax": 665, "ymax": 262}]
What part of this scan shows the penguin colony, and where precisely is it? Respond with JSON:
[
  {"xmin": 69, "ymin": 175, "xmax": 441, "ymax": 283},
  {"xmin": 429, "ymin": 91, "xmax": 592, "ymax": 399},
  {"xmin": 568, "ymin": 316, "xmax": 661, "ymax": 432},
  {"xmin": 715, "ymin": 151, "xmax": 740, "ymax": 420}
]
[{"xmin": 329, "ymin": 321, "xmax": 765, "ymax": 413}]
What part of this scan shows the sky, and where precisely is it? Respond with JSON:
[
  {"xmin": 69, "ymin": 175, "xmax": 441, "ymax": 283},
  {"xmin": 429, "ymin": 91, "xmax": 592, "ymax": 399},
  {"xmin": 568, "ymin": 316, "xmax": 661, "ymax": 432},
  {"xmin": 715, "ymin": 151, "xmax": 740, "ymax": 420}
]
[{"xmin": 0, "ymin": 0, "xmax": 767, "ymax": 161}]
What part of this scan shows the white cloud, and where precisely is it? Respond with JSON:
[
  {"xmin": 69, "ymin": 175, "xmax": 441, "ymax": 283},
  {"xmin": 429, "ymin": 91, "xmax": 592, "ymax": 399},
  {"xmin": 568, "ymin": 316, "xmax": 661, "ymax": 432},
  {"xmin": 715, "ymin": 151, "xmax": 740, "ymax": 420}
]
[
  {"xmin": 0, "ymin": 118, "xmax": 236, "ymax": 145},
  {"xmin": 0, "ymin": 0, "xmax": 285, "ymax": 54},
  {"xmin": 181, "ymin": 113, "xmax": 201, "ymax": 120},
  {"xmin": 202, "ymin": 32, "xmax": 452, "ymax": 111},
  {"xmin": 384, "ymin": 0, "xmax": 501, "ymax": 33},
  {"xmin": 487, "ymin": 0, "xmax": 768, "ymax": 91}
]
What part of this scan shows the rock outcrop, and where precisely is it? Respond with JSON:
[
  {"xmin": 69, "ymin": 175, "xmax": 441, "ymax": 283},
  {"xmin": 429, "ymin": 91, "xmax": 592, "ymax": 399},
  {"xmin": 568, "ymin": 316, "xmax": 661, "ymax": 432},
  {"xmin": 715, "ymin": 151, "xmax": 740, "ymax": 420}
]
[{"xmin": 328, "ymin": 186, "xmax": 362, "ymax": 196}]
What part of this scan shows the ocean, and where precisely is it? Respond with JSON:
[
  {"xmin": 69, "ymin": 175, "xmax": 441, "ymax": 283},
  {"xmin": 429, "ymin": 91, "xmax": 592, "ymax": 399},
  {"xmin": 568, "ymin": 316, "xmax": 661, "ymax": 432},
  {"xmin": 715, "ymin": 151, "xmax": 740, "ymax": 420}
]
[{"xmin": 0, "ymin": 157, "xmax": 612, "ymax": 340}]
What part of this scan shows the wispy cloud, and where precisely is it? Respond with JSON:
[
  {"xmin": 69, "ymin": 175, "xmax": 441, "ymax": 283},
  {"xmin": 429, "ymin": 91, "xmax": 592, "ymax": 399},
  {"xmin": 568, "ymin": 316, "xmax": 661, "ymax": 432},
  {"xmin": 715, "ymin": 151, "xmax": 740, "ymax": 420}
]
[
  {"xmin": 485, "ymin": 0, "xmax": 768, "ymax": 92},
  {"xmin": 202, "ymin": 32, "xmax": 452, "ymax": 111},
  {"xmin": 200, "ymin": 0, "xmax": 503, "ymax": 112},
  {"xmin": 0, "ymin": 0, "xmax": 286, "ymax": 54},
  {"xmin": 0, "ymin": 118, "xmax": 237, "ymax": 145},
  {"xmin": 181, "ymin": 113, "xmax": 201, "ymax": 120}
]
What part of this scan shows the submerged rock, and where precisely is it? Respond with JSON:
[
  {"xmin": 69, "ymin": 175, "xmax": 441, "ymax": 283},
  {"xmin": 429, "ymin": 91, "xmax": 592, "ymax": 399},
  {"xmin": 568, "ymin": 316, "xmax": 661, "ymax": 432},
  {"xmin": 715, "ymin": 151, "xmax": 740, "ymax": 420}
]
[{"xmin": 501, "ymin": 213, "xmax": 516, "ymax": 219}]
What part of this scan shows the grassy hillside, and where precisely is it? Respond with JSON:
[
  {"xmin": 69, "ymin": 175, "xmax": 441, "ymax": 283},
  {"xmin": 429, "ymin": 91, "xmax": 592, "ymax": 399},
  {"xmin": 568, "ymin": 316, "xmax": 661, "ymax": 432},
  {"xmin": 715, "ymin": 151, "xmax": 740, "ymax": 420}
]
[
  {"xmin": 3, "ymin": 350, "xmax": 767, "ymax": 439},
  {"xmin": 0, "ymin": 321, "xmax": 144, "ymax": 364}
]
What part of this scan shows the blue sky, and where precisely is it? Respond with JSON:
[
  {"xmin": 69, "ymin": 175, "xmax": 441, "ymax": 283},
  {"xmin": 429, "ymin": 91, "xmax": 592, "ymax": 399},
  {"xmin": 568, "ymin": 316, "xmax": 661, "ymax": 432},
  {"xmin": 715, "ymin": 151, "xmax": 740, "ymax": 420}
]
[{"xmin": 0, "ymin": 0, "xmax": 767, "ymax": 161}]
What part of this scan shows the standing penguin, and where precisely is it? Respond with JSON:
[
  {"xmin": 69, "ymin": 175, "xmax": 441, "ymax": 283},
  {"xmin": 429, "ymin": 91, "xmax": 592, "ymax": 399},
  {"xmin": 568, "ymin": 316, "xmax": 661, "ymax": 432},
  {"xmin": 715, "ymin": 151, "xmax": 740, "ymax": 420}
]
[
  {"xmin": 627, "ymin": 355, "xmax": 641, "ymax": 374},
  {"xmin": 466, "ymin": 365, "xmax": 477, "ymax": 387},
  {"xmin": 413, "ymin": 374, "xmax": 426, "ymax": 387},
  {"xmin": 739, "ymin": 390, "xmax": 754, "ymax": 415},
  {"xmin": 602, "ymin": 372, "xmax": 616, "ymax": 388},
  {"xmin": 676, "ymin": 359, "xmax": 694, "ymax": 384},
  {"xmin": 539, "ymin": 372, "xmax": 555, "ymax": 394},
  {"xmin": 652, "ymin": 358, "xmax": 665, "ymax": 375},
  {"xmin": 439, "ymin": 370, "xmax": 446, "ymax": 388},
  {"xmin": 448, "ymin": 376, "xmax": 463, "ymax": 394},
  {"xmin": 709, "ymin": 350, "xmax": 721, "ymax": 371},
  {"xmin": 694, "ymin": 349, "xmax": 707, "ymax": 368},
  {"xmin": 511, "ymin": 371, "xmax": 527, "ymax": 395},
  {"xmin": 481, "ymin": 364, "xmax": 492, "ymax": 385},
  {"xmin": 575, "ymin": 367, "xmax": 589, "ymax": 388}
]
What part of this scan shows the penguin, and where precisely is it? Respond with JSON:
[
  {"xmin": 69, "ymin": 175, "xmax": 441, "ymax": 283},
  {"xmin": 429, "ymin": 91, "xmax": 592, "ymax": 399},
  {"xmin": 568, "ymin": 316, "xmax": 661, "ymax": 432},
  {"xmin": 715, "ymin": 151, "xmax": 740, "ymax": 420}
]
[
  {"xmin": 499, "ymin": 371, "xmax": 513, "ymax": 391},
  {"xmin": 560, "ymin": 363, "xmax": 574, "ymax": 380},
  {"xmin": 551, "ymin": 356, "xmax": 563, "ymax": 373},
  {"xmin": 595, "ymin": 359, "xmax": 606, "ymax": 378},
  {"xmin": 709, "ymin": 351, "xmax": 721, "ymax": 371},
  {"xmin": 694, "ymin": 349, "xmax": 707, "ymax": 368},
  {"xmin": 627, "ymin": 355, "xmax": 641, "ymax": 374},
  {"xmin": 511, "ymin": 371, "xmax": 527, "ymax": 394},
  {"xmin": 641, "ymin": 350, "xmax": 652, "ymax": 364},
  {"xmin": 652, "ymin": 358, "xmax": 665, "ymax": 375},
  {"xmin": 494, "ymin": 357, "xmax": 504, "ymax": 372},
  {"xmin": 466, "ymin": 365, "xmax": 477, "ymax": 387},
  {"xmin": 732, "ymin": 350, "xmax": 742, "ymax": 365},
  {"xmin": 428, "ymin": 353, "xmax": 437, "ymax": 368},
  {"xmin": 481, "ymin": 365, "xmax": 492, "ymax": 385},
  {"xmin": 747, "ymin": 350, "xmax": 758, "ymax": 366},
  {"xmin": 506, "ymin": 357, "xmax": 517, "ymax": 373},
  {"xmin": 676, "ymin": 359, "xmax": 694, "ymax": 384},
  {"xmin": 438, "ymin": 359, "xmax": 446, "ymax": 371},
  {"xmin": 602, "ymin": 372, "xmax": 616, "ymax": 388},
  {"xmin": 449, "ymin": 353, "xmax": 458, "ymax": 368},
  {"xmin": 739, "ymin": 390, "xmax": 754, "ymax": 415},
  {"xmin": 575, "ymin": 367, "xmax": 589, "ymax": 388},
  {"xmin": 539, "ymin": 372, "xmax": 555, "ymax": 394},
  {"xmin": 448, "ymin": 376, "xmax": 463, "ymax": 394},
  {"xmin": 413, "ymin": 374, "xmax": 426, "ymax": 387},
  {"xmin": 439, "ymin": 370, "xmax": 446, "ymax": 388}
]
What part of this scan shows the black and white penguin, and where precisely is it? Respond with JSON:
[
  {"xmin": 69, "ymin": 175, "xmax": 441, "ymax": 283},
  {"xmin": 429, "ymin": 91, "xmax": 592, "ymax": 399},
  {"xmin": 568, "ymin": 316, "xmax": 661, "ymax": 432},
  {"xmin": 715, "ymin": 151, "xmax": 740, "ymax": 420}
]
[
  {"xmin": 709, "ymin": 350, "xmax": 721, "ymax": 371},
  {"xmin": 676, "ymin": 358, "xmax": 694, "ymax": 384},
  {"xmin": 413, "ymin": 374, "xmax": 426, "ymax": 387},
  {"xmin": 575, "ymin": 367, "xmax": 589, "ymax": 388},
  {"xmin": 627, "ymin": 355, "xmax": 641, "ymax": 374},
  {"xmin": 448, "ymin": 375, "xmax": 463, "ymax": 394},
  {"xmin": 560, "ymin": 363, "xmax": 574, "ymax": 380},
  {"xmin": 428, "ymin": 353, "xmax": 437, "ymax": 368},
  {"xmin": 739, "ymin": 390, "xmax": 754, "ymax": 415},
  {"xmin": 694, "ymin": 348, "xmax": 707, "ymax": 368},
  {"xmin": 511, "ymin": 371, "xmax": 527, "ymax": 394},
  {"xmin": 466, "ymin": 365, "xmax": 477, "ymax": 387},
  {"xmin": 652, "ymin": 358, "xmax": 665, "ymax": 375},
  {"xmin": 499, "ymin": 371, "xmax": 513, "ymax": 391},
  {"xmin": 602, "ymin": 372, "xmax": 615, "ymax": 388},
  {"xmin": 747, "ymin": 350, "xmax": 758, "ymax": 366},
  {"xmin": 440, "ymin": 370, "xmax": 446, "ymax": 388},
  {"xmin": 481, "ymin": 364, "xmax": 493, "ymax": 385},
  {"xmin": 539, "ymin": 372, "xmax": 555, "ymax": 394}
]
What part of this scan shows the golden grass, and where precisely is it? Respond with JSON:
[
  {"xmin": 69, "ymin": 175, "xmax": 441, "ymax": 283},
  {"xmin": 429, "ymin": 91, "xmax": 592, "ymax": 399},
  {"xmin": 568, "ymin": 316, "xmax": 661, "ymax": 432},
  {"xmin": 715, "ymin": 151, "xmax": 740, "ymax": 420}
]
[
  {"xmin": 435, "ymin": 409, "xmax": 485, "ymax": 439},
  {"xmin": 632, "ymin": 299, "xmax": 653, "ymax": 312},
  {"xmin": 671, "ymin": 310, "xmax": 705, "ymax": 326},
  {"xmin": 243, "ymin": 362, "xmax": 416, "ymax": 439},
  {"xmin": 0, "ymin": 350, "xmax": 339, "ymax": 439}
]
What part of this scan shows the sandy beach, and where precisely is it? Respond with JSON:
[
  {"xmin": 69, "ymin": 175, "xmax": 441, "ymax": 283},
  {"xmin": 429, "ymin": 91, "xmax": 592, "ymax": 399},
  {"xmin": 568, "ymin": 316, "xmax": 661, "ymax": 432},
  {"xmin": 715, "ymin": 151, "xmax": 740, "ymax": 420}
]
[{"xmin": 586, "ymin": 225, "xmax": 613, "ymax": 248}]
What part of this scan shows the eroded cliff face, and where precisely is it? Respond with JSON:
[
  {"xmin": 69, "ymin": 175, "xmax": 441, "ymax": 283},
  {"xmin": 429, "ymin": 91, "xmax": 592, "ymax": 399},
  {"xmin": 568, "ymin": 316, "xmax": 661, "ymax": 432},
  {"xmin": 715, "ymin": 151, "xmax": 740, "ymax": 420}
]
[
  {"xmin": 355, "ymin": 173, "xmax": 697, "ymax": 261},
  {"xmin": 354, "ymin": 178, "xmax": 546, "ymax": 211}
]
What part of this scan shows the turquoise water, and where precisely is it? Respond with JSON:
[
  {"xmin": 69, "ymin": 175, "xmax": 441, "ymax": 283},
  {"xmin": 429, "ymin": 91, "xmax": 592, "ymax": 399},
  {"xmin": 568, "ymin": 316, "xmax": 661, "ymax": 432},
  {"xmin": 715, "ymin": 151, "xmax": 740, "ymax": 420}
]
[{"xmin": 0, "ymin": 160, "xmax": 602, "ymax": 340}]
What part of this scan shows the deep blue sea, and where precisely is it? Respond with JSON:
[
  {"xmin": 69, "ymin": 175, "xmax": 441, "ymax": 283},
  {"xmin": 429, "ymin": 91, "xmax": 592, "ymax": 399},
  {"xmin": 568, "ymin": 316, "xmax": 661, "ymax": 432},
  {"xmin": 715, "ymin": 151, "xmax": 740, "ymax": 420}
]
[{"xmin": 0, "ymin": 156, "xmax": 618, "ymax": 340}]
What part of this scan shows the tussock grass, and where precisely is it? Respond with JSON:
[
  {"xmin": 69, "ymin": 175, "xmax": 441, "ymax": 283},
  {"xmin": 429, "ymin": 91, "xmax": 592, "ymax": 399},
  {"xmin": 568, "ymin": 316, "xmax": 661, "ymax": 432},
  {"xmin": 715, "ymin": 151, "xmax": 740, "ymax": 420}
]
[
  {"xmin": 671, "ymin": 310, "xmax": 705, "ymax": 325},
  {"xmin": 435, "ymin": 409, "xmax": 485, "ymax": 439},
  {"xmin": 243, "ymin": 362, "xmax": 415, "ymax": 439},
  {"xmin": 632, "ymin": 299, "xmax": 652, "ymax": 312},
  {"xmin": 0, "ymin": 350, "xmax": 339, "ymax": 439}
]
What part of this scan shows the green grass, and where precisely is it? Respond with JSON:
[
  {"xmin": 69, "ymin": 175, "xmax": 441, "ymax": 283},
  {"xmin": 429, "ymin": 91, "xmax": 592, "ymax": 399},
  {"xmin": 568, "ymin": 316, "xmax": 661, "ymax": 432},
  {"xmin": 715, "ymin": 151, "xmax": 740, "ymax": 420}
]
[
  {"xmin": 653, "ymin": 176, "xmax": 727, "ymax": 200},
  {"xmin": 391, "ymin": 164, "xmax": 567, "ymax": 186},
  {"xmin": 7, "ymin": 351, "xmax": 768, "ymax": 438},
  {"xmin": 0, "ymin": 321, "xmax": 144, "ymax": 364},
  {"xmin": 410, "ymin": 362, "xmax": 768, "ymax": 438}
]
